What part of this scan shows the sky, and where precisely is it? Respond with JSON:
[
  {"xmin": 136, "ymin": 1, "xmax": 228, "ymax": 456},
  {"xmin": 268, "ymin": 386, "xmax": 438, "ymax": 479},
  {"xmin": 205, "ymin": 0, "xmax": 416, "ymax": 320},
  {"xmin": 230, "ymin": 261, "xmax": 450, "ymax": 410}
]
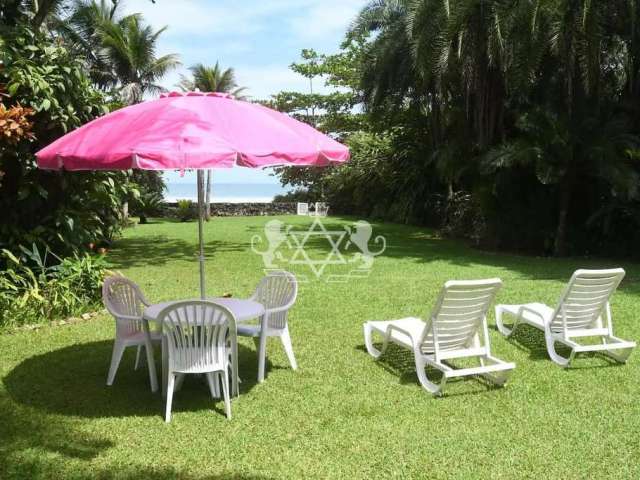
[{"xmin": 121, "ymin": 0, "xmax": 366, "ymax": 185}]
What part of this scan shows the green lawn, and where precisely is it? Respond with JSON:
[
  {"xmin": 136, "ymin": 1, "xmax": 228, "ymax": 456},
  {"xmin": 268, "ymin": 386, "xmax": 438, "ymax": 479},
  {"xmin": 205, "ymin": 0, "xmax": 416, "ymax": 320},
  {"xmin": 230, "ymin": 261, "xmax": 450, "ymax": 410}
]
[{"xmin": 1, "ymin": 215, "xmax": 639, "ymax": 479}]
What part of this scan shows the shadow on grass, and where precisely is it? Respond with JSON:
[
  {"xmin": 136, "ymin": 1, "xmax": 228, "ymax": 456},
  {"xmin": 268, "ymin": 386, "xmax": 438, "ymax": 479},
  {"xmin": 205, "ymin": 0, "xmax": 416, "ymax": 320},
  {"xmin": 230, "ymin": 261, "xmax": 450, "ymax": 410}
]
[
  {"xmin": 0, "ymin": 395, "xmax": 113, "ymax": 463},
  {"xmin": 3, "ymin": 340, "xmax": 266, "ymax": 419},
  {"xmin": 490, "ymin": 323, "xmax": 623, "ymax": 369},
  {"xmin": 108, "ymin": 237, "xmax": 250, "ymax": 269},
  {"xmin": 354, "ymin": 344, "xmax": 504, "ymax": 397}
]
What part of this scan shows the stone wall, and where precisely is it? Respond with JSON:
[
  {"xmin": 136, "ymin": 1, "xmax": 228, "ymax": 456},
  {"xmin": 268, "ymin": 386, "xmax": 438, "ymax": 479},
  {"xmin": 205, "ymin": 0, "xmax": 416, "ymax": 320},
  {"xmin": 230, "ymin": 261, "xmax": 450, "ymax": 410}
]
[{"xmin": 164, "ymin": 202, "xmax": 296, "ymax": 217}]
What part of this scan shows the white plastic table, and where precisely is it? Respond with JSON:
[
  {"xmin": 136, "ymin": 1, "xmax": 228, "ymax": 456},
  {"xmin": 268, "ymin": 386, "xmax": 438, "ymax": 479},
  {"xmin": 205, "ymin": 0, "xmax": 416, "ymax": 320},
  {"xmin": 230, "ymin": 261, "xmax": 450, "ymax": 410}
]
[
  {"xmin": 143, "ymin": 297, "xmax": 265, "ymax": 397},
  {"xmin": 143, "ymin": 297, "xmax": 264, "ymax": 324}
]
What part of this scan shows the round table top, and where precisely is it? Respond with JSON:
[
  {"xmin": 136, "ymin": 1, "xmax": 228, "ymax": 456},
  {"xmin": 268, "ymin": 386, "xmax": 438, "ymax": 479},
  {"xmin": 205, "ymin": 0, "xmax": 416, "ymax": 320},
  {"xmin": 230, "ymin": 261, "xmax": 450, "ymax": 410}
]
[{"xmin": 143, "ymin": 297, "xmax": 264, "ymax": 323}]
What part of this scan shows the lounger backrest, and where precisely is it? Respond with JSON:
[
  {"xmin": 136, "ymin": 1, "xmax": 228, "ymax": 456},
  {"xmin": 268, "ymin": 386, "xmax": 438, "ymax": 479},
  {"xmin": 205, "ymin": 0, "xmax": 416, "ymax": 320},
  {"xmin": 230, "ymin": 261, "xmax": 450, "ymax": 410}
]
[
  {"xmin": 421, "ymin": 279, "xmax": 502, "ymax": 352},
  {"xmin": 551, "ymin": 268, "xmax": 625, "ymax": 333}
]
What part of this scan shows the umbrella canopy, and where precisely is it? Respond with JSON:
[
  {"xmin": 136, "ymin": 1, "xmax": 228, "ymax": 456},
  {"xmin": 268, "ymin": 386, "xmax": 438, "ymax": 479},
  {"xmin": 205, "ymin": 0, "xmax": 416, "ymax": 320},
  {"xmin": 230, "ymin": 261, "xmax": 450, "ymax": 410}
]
[
  {"xmin": 37, "ymin": 91, "xmax": 349, "ymax": 170},
  {"xmin": 36, "ymin": 91, "xmax": 349, "ymax": 298}
]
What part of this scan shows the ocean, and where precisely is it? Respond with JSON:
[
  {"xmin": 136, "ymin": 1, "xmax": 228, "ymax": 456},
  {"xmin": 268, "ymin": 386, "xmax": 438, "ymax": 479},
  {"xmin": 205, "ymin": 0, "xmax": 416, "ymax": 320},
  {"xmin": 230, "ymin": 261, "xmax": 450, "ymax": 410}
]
[{"xmin": 164, "ymin": 182, "xmax": 291, "ymax": 203}]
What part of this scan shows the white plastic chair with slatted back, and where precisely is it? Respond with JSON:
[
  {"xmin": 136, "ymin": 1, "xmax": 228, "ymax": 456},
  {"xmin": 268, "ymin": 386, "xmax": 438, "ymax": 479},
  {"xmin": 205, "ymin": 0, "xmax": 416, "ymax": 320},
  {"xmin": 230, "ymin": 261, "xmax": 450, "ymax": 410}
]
[
  {"xmin": 364, "ymin": 278, "xmax": 514, "ymax": 396},
  {"xmin": 237, "ymin": 271, "xmax": 298, "ymax": 382},
  {"xmin": 496, "ymin": 268, "xmax": 635, "ymax": 367},
  {"xmin": 158, "ymin": 300, "xmax": 237, "ymax": 422},
  {"xmin": 102, "ymin": 276, "xmax": 160, "ymax": 392},
  {"xmin": 297, "ymin": 202, "xmax": 309, "ymax": 215},
  {"xmin": 314, "ymin": 202, "xmax": 329, "ymax": 217}
]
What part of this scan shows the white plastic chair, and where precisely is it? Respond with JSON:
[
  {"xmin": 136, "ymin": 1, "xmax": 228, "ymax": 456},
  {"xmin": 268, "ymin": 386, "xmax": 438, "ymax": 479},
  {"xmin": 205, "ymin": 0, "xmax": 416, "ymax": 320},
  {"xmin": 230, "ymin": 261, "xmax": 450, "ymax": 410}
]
[
  {"xmin": 364, "ymin": 278, "xmax": 514, "ymax": 396},
  {"xmin": 314, "ymin": 202, "xmax": 329, "ymax": 217},
  {"xmin": 158, "ymin": 300, "xmax": 237, "ymax": 422},
  {"xmin": 237, "ymin": 271, "xmax": 298, "ymax": 382},
  {"xmin": 495, "ymin": 268, "xmax": 636, "ymax": 367},
  {"xmin": 297, "ymin": 202, "xmax": 309, "ymax": 215},
  {"xmin": 102, "ymin": 276, "xmax": 161, "ymax": 392}
]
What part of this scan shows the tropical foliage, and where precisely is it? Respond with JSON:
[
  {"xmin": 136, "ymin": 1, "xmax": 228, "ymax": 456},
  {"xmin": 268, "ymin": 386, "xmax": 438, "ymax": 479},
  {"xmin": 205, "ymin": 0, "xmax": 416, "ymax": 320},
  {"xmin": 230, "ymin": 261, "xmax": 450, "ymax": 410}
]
[
  {"xmin": 0, "ymin": 1, "xmax": 175, "ymax": 328},
  {"xmin": 178, "ymin": 62, "xmax": 247, "ymax": 99},
  {"xmin": 275, "ymin": 0, "xmax": 640, "ymax": 257},
  {"xmin": 0, "ymin": 244, "xmax": 110, "ymax": 329}
]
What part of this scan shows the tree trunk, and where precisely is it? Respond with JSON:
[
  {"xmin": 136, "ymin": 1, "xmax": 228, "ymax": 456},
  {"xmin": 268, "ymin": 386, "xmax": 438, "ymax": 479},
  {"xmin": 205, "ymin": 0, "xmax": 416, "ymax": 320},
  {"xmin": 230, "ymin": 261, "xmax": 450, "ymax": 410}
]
[
  {"xmin": 205, "ymin": 170, "xmax": 212, "ymax": 221},
  {"xmin": 553, "ymin": 176, "xmax": 573, "ymax": 257},
  {"xmin": 139, "ymin": 214, "xmax": 148, "ymax": 225}
]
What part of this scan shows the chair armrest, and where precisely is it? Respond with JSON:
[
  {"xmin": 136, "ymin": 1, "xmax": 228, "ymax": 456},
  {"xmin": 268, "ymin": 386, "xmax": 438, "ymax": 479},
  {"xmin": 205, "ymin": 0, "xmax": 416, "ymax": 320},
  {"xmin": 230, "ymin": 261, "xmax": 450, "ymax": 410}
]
[
  {"xmin": 113, "ymin": 313, "xmax": 144, "ymax": 323},
  {"xmin": 265, "ymin": 303, "xmax": 293, "ymax": 315},
  {"xmin": 517, "ymin": 305, "xmax": 549, "ymax": 323},
  {"xmin": 384, "ymin": 324, "xmax": 415, "ymax": 347}
]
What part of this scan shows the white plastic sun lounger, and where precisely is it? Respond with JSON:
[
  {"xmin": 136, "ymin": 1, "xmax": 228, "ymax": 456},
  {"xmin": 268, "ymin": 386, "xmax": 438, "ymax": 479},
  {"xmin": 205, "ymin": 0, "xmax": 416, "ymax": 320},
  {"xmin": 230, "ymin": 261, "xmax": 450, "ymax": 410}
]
[
  {"xmin": 364, "ymin": 278, "xmax": 514, "ymax": 396},
  {"xmin": 495, "ymin": 268, "xmax": 635, "ymax": 367}
]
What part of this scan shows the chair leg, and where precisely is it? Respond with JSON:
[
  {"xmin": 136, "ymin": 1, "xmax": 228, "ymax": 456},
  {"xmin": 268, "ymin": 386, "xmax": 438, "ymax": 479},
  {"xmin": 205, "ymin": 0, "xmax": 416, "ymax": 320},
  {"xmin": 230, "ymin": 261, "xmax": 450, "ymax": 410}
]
[
  {"xmin": 495, "ymin": 306, "xmax": 519, "ymax": 337},
  {"xmin": 206, "ymin": 372, "xmax": 221, "ymax": 399},
  {"xmin": 477, "ymin": 356, "xmax": 512, "ymax": 387},
  {"xmin": 415, "ymin": 353, "xmax": 446, "ymax": 396},
  {"xmin": 363, "ymin": 322, "xmax": 389, "ymax": 359},
  {"xmin": 143, "ymin": 342, "xmax": 158, "ymax": 393},
  {"xmin": 165, "ymin": 373, "xmax": 175, "ymax": 423},
  {"xmin": 545, "ymin": 335, "xmax": 574, "ymax": 368},
  {"xmin": 142, "ymin": 320, "xmax": 158, "ymax": 392},
  {"xmin": 280, "ymin": 326, "xmax": 297, "ymax": 370},
  {"xmin": 162, "ymin": 337, "xmax": 168, "ymax": 398},
  {"xmin": 134, "ymin": 345, "xmax": 142, "ymax": 370},
  {"xmin": 257, "ymin": 318, "xmax": 268, "ymax": 383},
  {"xmin": 106, "ymin": 341, "xmax": 126, "ymax": 386},
  {"xmin": 175, "ymin": 373, "xmax": 186, "ymax": 391},
  {"xmin": 603, "ymin": 347, "xmax": 634, "ymax": 363},
  {"xmin": 231, "ymin": 342, "xmax": 240, "ymax": 398},
  {"xmin": 601, "ymin": 337, "xmax": 635, "ymax": 363},
  {"xmin": 221, "ymin": 368, "xmax": 232, "ymax": 420}
]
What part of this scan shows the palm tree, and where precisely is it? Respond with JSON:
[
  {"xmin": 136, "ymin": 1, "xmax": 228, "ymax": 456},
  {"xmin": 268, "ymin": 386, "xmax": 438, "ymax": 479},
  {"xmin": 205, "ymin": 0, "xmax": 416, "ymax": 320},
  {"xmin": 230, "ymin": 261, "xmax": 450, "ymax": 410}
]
[
  {"xmin": 177, "ymin": 62, "xmax": 247, "ymax": 99},
  {"xmin": 57, "ymin": 0, "xmax": 123, "ymax": 89},
  {"xmin": 99, "ymin": 14, "xmax": 180, "ymax": 104},
  {"xmin": 178, "ymin": 62, "xmax": 247, "ymax": 219}
]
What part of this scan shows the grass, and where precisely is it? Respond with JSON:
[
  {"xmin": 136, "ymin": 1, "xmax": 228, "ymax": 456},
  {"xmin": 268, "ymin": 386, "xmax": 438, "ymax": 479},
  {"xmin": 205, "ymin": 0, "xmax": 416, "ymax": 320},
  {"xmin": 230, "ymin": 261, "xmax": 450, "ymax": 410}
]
[{"xmin": 1, "ymin": 215, "xmax": 639, "ymax": 479}]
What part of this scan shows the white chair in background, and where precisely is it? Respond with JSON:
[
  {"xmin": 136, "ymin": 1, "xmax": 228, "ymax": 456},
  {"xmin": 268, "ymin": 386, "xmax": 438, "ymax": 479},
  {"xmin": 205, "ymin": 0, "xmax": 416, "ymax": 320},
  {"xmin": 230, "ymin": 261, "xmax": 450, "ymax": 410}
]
[
  {"xmin": 364, "ymin": 278, "xmax": 514, "ymax": 396},
  {"xmin": 314, "ymin": 202, "xmax": 329, "ymax": 217},
  {"xmin": 496, "ymin": 268, "xmax": 636, "ymax": 367},
  {"xmin": 296, "ymin": 202, "xmax": 309, "ymax": 215},
  {"xmin": 237, "ymin": 271, "xmax": 298, "ymax": 382},
  {"xmin": 159, "ymin": 300, "xmax": 237, "ymax": 422},
  {"xmin": 103, "ymin": 276, "xmax": 160, "ymax": 392}
]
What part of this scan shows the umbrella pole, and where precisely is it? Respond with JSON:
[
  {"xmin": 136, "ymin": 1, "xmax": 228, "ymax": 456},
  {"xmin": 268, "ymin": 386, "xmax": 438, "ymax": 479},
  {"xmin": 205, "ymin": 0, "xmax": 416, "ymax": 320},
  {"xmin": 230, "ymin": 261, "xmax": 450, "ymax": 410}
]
[{"xmin": 197, "ymin": 169, "xmax": 206, "ymax": 299}]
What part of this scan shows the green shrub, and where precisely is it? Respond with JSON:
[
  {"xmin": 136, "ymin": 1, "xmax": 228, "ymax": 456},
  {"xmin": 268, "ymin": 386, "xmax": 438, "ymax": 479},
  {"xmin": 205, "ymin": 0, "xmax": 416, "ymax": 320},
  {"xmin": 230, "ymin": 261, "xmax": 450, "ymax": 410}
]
[
  {"xmin": 176, "ymin": 199, "xmax": 196, "ymax": 222},
  {"xmin": 0, "ymin": 244, "xmax": 110, "ymax": 330},
  {"xmin": 130, "ymin": 190, "xmax": 165, "ymax": 224},
  {"xmin": 0, "ymin": 24, "xmax": 135, "ymax": 264}
]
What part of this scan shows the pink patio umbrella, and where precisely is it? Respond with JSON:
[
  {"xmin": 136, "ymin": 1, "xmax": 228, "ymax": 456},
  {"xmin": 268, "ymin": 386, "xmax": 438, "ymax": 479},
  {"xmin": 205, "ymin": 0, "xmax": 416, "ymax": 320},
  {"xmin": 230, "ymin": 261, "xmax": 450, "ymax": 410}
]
[{"xmin": 37, "ymin": 91, "xmax": 349, "ymax": 297}]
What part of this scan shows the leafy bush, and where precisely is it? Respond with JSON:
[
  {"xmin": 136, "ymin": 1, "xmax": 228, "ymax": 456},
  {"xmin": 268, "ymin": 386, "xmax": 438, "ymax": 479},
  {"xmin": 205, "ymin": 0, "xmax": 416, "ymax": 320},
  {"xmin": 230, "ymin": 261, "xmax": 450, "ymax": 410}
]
[
  {"xmin": 176, "ymin": 199, "xmax": 196, "ymax": 222},
  {"xmin": 0, "ymin": 244, "xmax": 110, "ymax": 330},
  {"xmin": 0, "ymin": 24, "xmax": 134, "ymax": 265},
  {"xmin": 130, "ymin": 190, "xmax": 165, "ymax": 224},
  {"xmin": 273, "ymin": 189, "xmax": 312, "ymax": 203}
]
